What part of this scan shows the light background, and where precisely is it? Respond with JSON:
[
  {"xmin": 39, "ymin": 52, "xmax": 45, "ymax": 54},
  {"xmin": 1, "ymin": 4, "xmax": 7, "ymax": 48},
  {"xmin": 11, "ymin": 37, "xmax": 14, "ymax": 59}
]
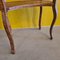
[{"xmin": 0, "ymin": 0, "xmax": 60, "ymax": 29}]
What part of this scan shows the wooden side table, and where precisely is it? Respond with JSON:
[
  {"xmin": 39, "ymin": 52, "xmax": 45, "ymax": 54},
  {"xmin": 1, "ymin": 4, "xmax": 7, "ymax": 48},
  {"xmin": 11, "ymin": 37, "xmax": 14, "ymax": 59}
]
[{"xmin": 0, "ymin": 0, "xmax": 57, "ymax": 54}]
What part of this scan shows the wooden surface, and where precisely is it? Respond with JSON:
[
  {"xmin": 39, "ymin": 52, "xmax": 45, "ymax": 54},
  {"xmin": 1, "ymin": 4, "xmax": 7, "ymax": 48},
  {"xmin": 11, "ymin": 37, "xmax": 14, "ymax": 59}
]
[
  {"xmin": 0, "ymin": 0, "xmax": 53, "ymax": 10},
  {"xmin": 6, "ymin": 1, "xmax": 53, "ymax": 7}
]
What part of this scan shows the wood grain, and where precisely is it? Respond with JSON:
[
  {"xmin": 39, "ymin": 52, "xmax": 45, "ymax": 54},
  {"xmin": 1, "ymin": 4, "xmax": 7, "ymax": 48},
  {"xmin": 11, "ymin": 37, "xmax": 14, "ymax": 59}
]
[{"xmin": 0, "ymin": 0, "xmax": 53, "ymax": 10}]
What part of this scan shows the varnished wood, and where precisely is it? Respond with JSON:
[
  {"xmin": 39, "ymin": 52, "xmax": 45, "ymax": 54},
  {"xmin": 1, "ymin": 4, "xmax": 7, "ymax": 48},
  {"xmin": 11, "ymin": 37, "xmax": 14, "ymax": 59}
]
[
  {"xmin": 50, "ymin": 0, "xmax": 57, "ymax": 40},
  {"xmin": 0, "ymin": 0, "xmax": 15, "ymax": 54},
  {"xmin": 0, "ymin": 0, "xmax": 53, "ymax": 10},
  {"xmin": 0, "ymin": 0, "xmax": 57, "ymax": 54},
  {"xmin": 39, "ymin": 6, "xmax": 42, "ymax": 29},
  {"xmin": 6, "ymin": 1, "xmax": 53, "ymax": 7},
  {"xmin": 1, "ymin": 11, "xmax": 15, "ymax": 54}
]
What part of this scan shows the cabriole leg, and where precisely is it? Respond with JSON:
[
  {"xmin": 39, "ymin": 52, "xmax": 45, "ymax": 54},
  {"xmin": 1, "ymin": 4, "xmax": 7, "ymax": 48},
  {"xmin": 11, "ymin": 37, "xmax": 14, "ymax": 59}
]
[
  {"xmin": 1, "ymin": 11, "xmax": 15, "ymax": 54},
  {"xmin": 50, "ymin": 5, "xmax": 57, "ymax": 40}
]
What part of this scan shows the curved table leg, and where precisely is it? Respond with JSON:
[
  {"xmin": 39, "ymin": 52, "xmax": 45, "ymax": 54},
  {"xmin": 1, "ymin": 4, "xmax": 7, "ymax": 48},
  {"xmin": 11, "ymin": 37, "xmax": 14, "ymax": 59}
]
[
  {"xmin": 39, "ymin": 6, "xmax": 42, "ymax": 29},
  {"xmin": 50, "ymin": 5, "xmax": 57, "ymax": 40},
  {"xmin": 1, "ymin": 11, "xmax": 15, "ymax": 54}
]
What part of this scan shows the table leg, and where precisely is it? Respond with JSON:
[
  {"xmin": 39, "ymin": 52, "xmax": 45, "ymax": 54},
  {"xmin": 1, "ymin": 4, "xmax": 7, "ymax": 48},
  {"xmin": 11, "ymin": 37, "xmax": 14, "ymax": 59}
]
[
  {"xmin": 50, "ymin": 5, "xmax": 57, "ymax": 40},
  {"xmin": 39, "ymin": 6, "xmax": 42, "ymax": 29},
  {"xmin": 1, "ymin": 11, "xmax": 15, "ymax": 54}
]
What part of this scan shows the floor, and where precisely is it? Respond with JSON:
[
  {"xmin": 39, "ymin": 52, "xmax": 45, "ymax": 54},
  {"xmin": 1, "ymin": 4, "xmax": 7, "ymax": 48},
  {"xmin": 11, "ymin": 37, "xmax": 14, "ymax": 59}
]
[{"xmin": 0, "ymin": 27, "xmax": 60, "ymax": 60}]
